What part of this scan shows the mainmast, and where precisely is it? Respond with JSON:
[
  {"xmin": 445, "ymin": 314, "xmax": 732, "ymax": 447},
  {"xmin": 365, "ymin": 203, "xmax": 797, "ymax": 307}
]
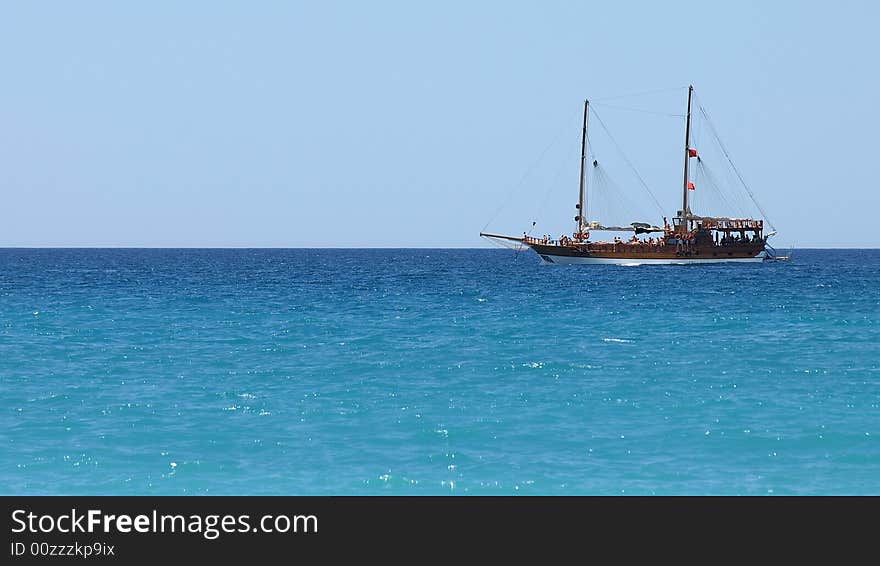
[
  {"xmin": 577, "ymin": 99, "xmax": 589, "ymax": 235},
  {"xmin": 680, "ymin": 85, "xmax": 694, "ymax": 233}
]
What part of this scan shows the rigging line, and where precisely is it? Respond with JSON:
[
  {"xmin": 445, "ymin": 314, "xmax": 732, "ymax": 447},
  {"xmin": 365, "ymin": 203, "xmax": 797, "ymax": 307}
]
[
  {"xmin": 699, "ymin": 105, "xmax": 777, "ymax": 232},
  {"xmin": 585, "ymin": 135, "xmax": 598, "ymax": 219},
  {"xmin": 481, "ymin": 106, "xmax": 581, "ymax": 232},
  {"xmin": 532, "ymin": 139, "xmax": 578, "ymax": 232},
  {"xmin": 595, "ymin": 165, "xmax": 642, "ymax": 224},
  {"xmin": 696, "ymin": 96, "xmax": 751, "ymax": 216},
  {"xmin": 695, "ymin": 154, "xmax": 733, "ymax": 209},
  {"xmin": 695, "ymin": 159, "xmax": 744, "ymax": 218},
  {"xmin": 586, "ymin": 162, "xmax": 597, "ymax": 220},
  {"xmin": 592, "ymin": 85, "xmax": 688, "ymax": 102},
  {"xmin": 591, "ymin": 166, "xmax": 607, "ymax": 222},
  {"xmin": 691, "ymin": 93, "xmax": 703, "ymax": 152},
  {"xmin": 588, "ymin": 106, "xmax": 665, "ymax": 216},
  {"xmin": 704, "ymin": 157, "xmax": 753, "ymax": 218},
  {"xmin": 591, "ymin": 102, "xmax": 685, "ymax": 118}
]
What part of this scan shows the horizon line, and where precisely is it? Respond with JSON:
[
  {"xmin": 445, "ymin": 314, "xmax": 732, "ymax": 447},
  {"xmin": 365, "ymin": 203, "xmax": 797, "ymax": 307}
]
[{"xmin": 1, "ymin": 246, "xmax": 878, "ymax": 251}]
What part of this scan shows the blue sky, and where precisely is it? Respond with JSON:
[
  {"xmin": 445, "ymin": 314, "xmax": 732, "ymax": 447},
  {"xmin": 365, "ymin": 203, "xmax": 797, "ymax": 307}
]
[{"xmin": 1, "ymin": 1, "xmax": 877, "ymax": 247}]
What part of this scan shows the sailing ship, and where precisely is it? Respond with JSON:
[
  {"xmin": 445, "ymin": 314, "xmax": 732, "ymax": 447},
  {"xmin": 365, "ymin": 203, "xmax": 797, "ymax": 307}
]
[{"xmin": 480, "ymin": 85, "xmax": 776, "ymax": 264}]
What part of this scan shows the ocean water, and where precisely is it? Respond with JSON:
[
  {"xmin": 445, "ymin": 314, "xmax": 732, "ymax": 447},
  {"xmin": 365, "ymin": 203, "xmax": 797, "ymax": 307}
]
[{"xmin": 0, "ymin": 248, "xmax": 878, "ymax": 495}]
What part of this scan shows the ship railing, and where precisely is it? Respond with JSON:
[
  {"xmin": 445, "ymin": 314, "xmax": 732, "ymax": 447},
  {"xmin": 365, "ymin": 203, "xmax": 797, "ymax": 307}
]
[{"xmin": 701, "ymin": 218, "xmax": 764, "ymax": 231}]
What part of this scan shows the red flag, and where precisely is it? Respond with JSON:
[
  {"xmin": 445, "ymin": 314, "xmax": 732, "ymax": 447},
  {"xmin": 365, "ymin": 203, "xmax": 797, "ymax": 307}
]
[
  {"xmin": 688, "ymin": 148, "xmax": 698, "ymax": 157},
  {"xmin": 687, "ymin": 181, "xmax": 695, "ymax": 190}
]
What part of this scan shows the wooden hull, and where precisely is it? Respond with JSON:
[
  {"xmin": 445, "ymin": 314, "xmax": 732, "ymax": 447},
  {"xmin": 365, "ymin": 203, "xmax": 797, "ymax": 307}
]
[{"xmin": 527, "ymin": 242, "xmax": 766, "ymax": 265}]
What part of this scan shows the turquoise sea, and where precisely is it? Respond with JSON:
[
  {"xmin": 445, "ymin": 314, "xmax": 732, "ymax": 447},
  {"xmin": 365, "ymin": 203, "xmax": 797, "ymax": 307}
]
[{"xmin": 1, "ymin": 248, "xmax": 878, "ymax": 494}]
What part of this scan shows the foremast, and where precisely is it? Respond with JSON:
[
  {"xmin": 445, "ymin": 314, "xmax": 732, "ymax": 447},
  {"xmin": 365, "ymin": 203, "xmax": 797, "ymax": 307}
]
[
  {"xmin": 576, "ymin": 99, "xmax": 589, "ymax": 238},
  {"xmin": 680, "ymin": 85, "xmax": 694, "ymax": 234}
]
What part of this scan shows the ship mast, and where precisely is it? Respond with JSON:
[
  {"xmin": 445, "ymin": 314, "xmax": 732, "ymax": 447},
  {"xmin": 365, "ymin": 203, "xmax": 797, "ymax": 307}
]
[
  {"xmin": 680, "ymin": 85, "xmax": 693, "ymax": 233},
  {"xmin": 577, "ymin": 99, "xmax": 589, "ymax": 236}
]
